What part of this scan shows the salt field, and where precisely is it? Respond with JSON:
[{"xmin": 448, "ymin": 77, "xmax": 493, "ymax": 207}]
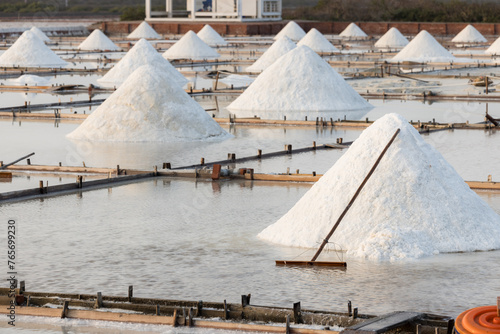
[{"xmin": 1, "ymin": 17, "xmax": 500, "ymax": 334}]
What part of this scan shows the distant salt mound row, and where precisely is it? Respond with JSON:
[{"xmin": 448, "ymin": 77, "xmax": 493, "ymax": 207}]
[
  {"xmin": 274, "ymin": 21, "xmax": 306, "ymax": 42},
  {"xmin": 228, "ymin": 46, "xmax": 371, "ymax": 112},
  {"xmin": 259, "ymin": 113, "xmax": 500, "ymax": 261},
  {"xmin": 339, "ymin": 23, "xmax": 368, "ymax": 38},
  {"xmin": 163, "ymin": 30, "xmax": 220, "ymax": 60},
  {"xmin": 0, "ymin": 30, "xmax": 66, "ymax": 68},
  {"xmin": 392, "ymin": 30, "xmax": 456, "ymax": 63},
  {"xmin": 452, "ymin": 25, "xmax": 487, "ymax": 43},
  {"xmin": 197, "ymin": 24, "xmax": 227, "ymax": 46},
  {"xmin": 374, "ymin": 27, "xmax": 409, "ymax": 49},
  {"xmin": 98, "ymin": 38, "xmax": 187, "ymax": 88},
  {"xmin": 247, "ymin": 36, "xmax": 296, "ymax": 73},
  {"xmin": 297, "ymin": 28, "xmax": 339, "ymax": 53},
  {"xmin": 128, "ymin": 21, "xmax": 161, "ymax": 40},
  {"xmin": 68, "ymin": 65, "xmax": 230, "ymax": 142},
  {"xmin": 78, "ymin": 29, "xmax": 119, "ymax": 51},
  {"xmin": 7, "ymin": 75, "xmax": 50, "ymax": 86},
  {"xmin": 30, "ymin": 26, "xmax": 50, "ymax": 42},
  {"xmin": 486, "ymin": 37, "xmax": 500, "ymax": 55}
]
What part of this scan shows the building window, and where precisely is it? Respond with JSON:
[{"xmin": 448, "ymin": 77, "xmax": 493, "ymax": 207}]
[{"xmin": 263, "ymin": 1, "xmax": 279, "ymax": 13}]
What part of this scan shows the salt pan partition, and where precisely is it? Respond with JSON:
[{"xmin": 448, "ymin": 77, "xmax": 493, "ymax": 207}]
[
  {"xmin": 229, "ymin": 45, "xmax": 371, "ymax": 113},
  {"xmin": 68, "ymin": 65, "xmax": 230, "ymax": 142},
  {"xmin": 258, "ymin": 113, "xmax": 500, "ymax": 261},
  {"xmin": 98, "ymin": 38, "xmax": 187, "ymax": 88}
]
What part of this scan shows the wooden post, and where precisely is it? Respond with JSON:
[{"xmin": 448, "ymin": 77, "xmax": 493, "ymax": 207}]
[
  {"xmin": 286, "ymin": 314, "xmax": 291, "ymax": 334},
  {"xmin": 353, "ymin": 308, "xmax": 358, "ymax": 319},
  {"xmin": 200, "ymin": 158, "xmax": 205, "ymax": 165},
  {"xmin": 188, "ymin": 308, "xmax": 194, "ymax": 327},
  {"xmin": 19, "ymin": 281, "xmax": 25, "ymax": 294},
  {"xmin": 230, "ymin": 153, "xmax": 236, "ymax": 161},
  {"xmin": 223, "ymin": 300, "xmax": 228, "ymax": 320},
  {"xmin": 27, "ymin": 158, "xmax": 31, "ymax": 165},
  {"xmin": 241, "ymin": 294, "xmax": 251, "ymax": 307},
  {"xmin": 313, "ymin": 141, "xmax": 316, "ymax": 150},
  {"xmin": 348, "ymin": 300, "xmax": 352, "ymax": 316},
  {"xmin": 173, "ymin": 309, "xmax": 178, "ymax": 327},
  {"xmin": 310, "ymin": 128, "xmax": 400, "ymax": 262},
  {"xmin": 293, "ymin": 302, "xmax": 303, "ymax": 324},
  {"xmin": 312, "ymin": 171, "xmax": 316, "ymax": 176},
  {"xmin": 417, "ymin": 324, "xmax": 422, "ymax": 334},
  {"xmin": 485, "ymin": 76, "xmax": 489, "ymax": 94},
  {"xmin": 95, "ymin": 292, "xmax": 103, "ymax": 309},
  {"xmin": 497, "ymin": 296, "xmax": 500, "ymax": 316},
  {"xmin": 156, "ymin": 305, "xmax": 160, "ymax": 316},
  {"xmin": 257, "ymin": 149, "xmax": 262, "ymax": 158},
  {"xmin": 214, "ymin": 71, "xmax": 220, "ymax": 91},
  {"xmin": 61, "ymin": 300, "xmax": 69, "ymax": 319},
  {"xmin": 116, "ymin": 165, "xmax": 120, "ymax": 176},
  {"xmin": 212, "ymin": 164, "xmax": 222, "ymax": 180},
  {"xmin": 128, "ymin": 285, "xmax": 133, "ymax": 302},
  {"xmin": 39, "ymin": 180, "xmax": 44, "ymax": 194},
  {"xmin": 488, "ymin": 175, "xmax": 492, "ymax": 182},
  {"xmin": 197, "ymin": 300, "xmax": 203, "ymax": 316}
]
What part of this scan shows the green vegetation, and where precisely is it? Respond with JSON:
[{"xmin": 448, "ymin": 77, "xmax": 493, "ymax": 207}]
[{"xmin": 120, "ymin": 6, "xmax": 145, "ymax": 21}]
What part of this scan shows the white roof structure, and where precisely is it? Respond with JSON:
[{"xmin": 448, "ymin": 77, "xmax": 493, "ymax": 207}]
[
  {"xmin": 486, "ymin": 36, "xmax": 500, "ymax": 55},
  {"xmin": 127, "ymin": 21, "xmax": 161, "ymax": 39},
  {"xmin": 163, "ymin": 30, "xmax": 220, "ymax": 60},
  {"xmin": 392, "ymin": 30, "xmax": 456, "ymax": 63},
  {"xmin": 246, "ymin": 36, "xmax": 296, "ymax": 73},
  {"xmin": 0, "ymin": 30, "xmax": 66, "ymax": 68},
  {"xmin": 30, "ymin": 27, "xmax": 50, "ymax": 42},
  {"xmin": 78, "ymin": 29, "xmax": 119, "ymax": 51},
  {"xmin": 98, "ymin": 38, "xmax": 187, "ymax": 88},
  {"xmin": 197, "ymin": 24, "xmax": 227, "ymax": 46},
  {"xmin": 297, "ymin": 28, "xmax": 339, "ymax": 53},
  {"xmin": 258, "ymin": 113, "xmax": 500, "ymax": 260},
  {"xmin": 374, "ymin": 27, "xmax": 409, "ymax": 49},
  {"xmin": 68, "ymin": 65, "xmax": 230, "ymax": 142},
  {"xmin": 339, "ymin": 23, "xmax": 368, "ymax": 38},
  {"xmin": 274, "ymin": 21, "xmax": 306, "ymax": 42},
  {"xmin": 228, "ymin": 45, "xmax": 371, "ymax": 112},
  {"xmin": 452, "ymin": 25, "xmax": 487, "ymax": 43}
]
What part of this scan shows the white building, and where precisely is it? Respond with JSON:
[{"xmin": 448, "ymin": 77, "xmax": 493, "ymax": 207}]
[{"xmin": 146, "ymin": 0, "xmax": 282, "ymax": 21}]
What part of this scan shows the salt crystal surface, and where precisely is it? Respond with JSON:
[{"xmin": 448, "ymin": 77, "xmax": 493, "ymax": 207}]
[
  {"xmin": 374, "ymin": 27, "xmax": 409, "ymax": 48},
  {"xmin": 274, "ymin": 21, "xmax": 306, "ymax": 42},
  {"xmin": 197, "ymin": 24, "xmax": 227, "ymax": 46},
  {"xmin": 297, "ymin": 28, "xmax": 339, "ymax": 53},
  {"xmin": 392, "ymin": 30, "xmax": 456, "ymax": 63},
  {"xmin": 30, "ymin": 26, "xmax": 50, "ymax": 42},
  {"xmin": 163, "ymin": 30, "xmax": 219, "ymax": 60},
  {"xmin": 98, "ymin": 38, "xmax": 187, "ymax": 88},
  {"xmin": 68, "ymin": 65, "xmax": 230, "ymax": 142},
  {"xmin": 127, "ymin": 21, "xmax": 161, "ymax": 39},
  {"xmin": 258, "ymin": 113, "xmax": 500, "ymax": 261},
  {"xmin": 486, "ymin": 37, "xmax": 500, "ymax": 55},
  {"xmin": 219, "ymin": 74, "xmax": 254, "ymax": 87},
  {"xmin": 228, "ymin": 46, "xmax": 371, "ymax": 112},
  {"xmin": 339, "ymin": 23, "xmax": 368, "ymax": 38},
  {"xmin": 452, "ymin": 25, "xmax": 487, "ymax": 43},
  {"xmin": 246, "ymin": 36, "xmax": 296, "ymax": 73},
  {"xmin": 78, "ymin": 29, "xmax": 119, "ymax": 51},
  {"xmin": 0, "ymin": 30, "xmax": 66, "ymax": 67},
  {"xmin": 7, "ymin": 74, "xmax": 50, "ymax": 86}
]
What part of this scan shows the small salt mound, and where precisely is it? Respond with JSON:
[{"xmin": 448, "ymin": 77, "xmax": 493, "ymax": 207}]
[
  {"xmin": 98, "ymin": 38, "xmax": 187, "ymax": 88},
  {"xmin": 7, "ymin": 75, "xmax": 50, "ymax": 86},
  {"xmin": 220, "ymin": 74, "xmax": 254, "ymax": 87},
  {"xmin": 163, "ymin": 30, "xmax": 220, "ymax": 60},
  {"xmin": 392, "ymin": 30, "xmax": 456, "ymax": 63},
  {"xmin": 297, "ymin": 28, "xmax": 339, "ymax": 53},
  {"xmin": 247, "ymin": 36, "xmax": 296, "ymax": 73},
  {"xmin": 339, "ymin": 23, "xmax": 368, "ymax": 38},
  {"xmin": 486, "ymin": 37, "xmax": 500, "ymax": 55},
  {"xmin": 258, "ymin": 113, "xmax": 500, "ymax": 261},
  {"xmin": 0, "ymin": 30, "xmax": 66, "ymax": 68},
  {"xmin": 127, "ymin": 21, "xmax": 161, "ymax": 40},
  {"xmin": 452, "ymin": 25, "xmax": 487, "ymax": 43},
  {"xmin": 274, "ymin": 21, "xmax": 306, "ymax": 42},
  {"xmin": 78, "ymin": 29, "xmax": 119, "ymax": 51},
  {"xmin": 228, "ymin": 46, "xmax": 371, "ymax": 112},
  {"xmin": 30, "ymin": 27, "xmax": 50, "ymax": 43},
  {"xmin": 67, "ymin": 65, "xmax": 230, "ymax": 142},
  {"xmin": 197, "ymin": 24, "xmax": 227, "ymax": 46},
  {"xmin": 374, "ymin": 27, "xmax": 409, "ymax": 49}
]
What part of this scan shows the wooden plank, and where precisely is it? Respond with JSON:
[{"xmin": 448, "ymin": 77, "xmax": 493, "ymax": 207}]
[
  {"xmin": 346, "ymin": 311, "xmax": 423, "ymax": 333},
  {"xmin": 5, "ymin": 164, "xmax": 114, "ymax": 174},
  {"xmin": 276, "ymin": 261, "xmax": 347, "ymax": 267},
  {"xmin": 194, "ymin": 320, "xmax": 337, "ymax": 334}
]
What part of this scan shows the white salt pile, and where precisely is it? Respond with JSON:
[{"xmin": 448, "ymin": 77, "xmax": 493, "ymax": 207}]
[
  {"xmin": 197, "ymin": 24, "xmax": 227, "ymax": 46},
  {"xmin": 98, "ymin": 38, "xmax": 187, "ymax": 88},
  {"xmin": 67, "ymin": 65, "xmax": 230, "ymax": 142},
  {"xmin": 374, "ymin": 27, "xmax": 409, "ymax": 49},
  {"xmin": 7, "ymin": 75, "xmax": 50, "ymax": 86},
  {"xmin": 392, "ymin": 30, "xmax": 456, "ymax": 63},
  {"xmin": 274, "ymin": 21, "xmax": 306, "ymax": 42},
  {"xmin": 30, "ymin": 26, "xmax": 50, "ymax": 42},
  {"xmin": 258, "ymin": 113, "xmax": 500, "ymax": 261},
  {"xmin": 163, "ymin": 30, "xmax": 219, "ymax": 60},
  {"xmin": 78, "ymin": 29, "xmax": 119, "ymax": 51},
  {"xmin": 297, "ymin": 28, "xmax": 339, "ymax": 53},
  {"xmin": 486, "ymin": 37, "xmax": 500, "ymax": 55},
  {"xmin": 127, "ymin": 21, "xmax": 161, "ymax": 40},
  {"xmin": 246, "ymin": 36, "xmax": 296, "ymax": 73},
  {"xmin": 228, "ymin": 46, "xmax": 371, "ymax": 112},
  {"xmin": 0, "ymin": 30, "xmax": 66, "ymax": 68},
  {"xmin": 220, "ymin": 74, "xmax": 254, "ymax": 87},
  {"xmin": 339, "ymin": 23, "xmax": 368, "ymax": 38},
  {"xmin": 452, "ymin": 25, "xmax": 487, "ymax": 43}
]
